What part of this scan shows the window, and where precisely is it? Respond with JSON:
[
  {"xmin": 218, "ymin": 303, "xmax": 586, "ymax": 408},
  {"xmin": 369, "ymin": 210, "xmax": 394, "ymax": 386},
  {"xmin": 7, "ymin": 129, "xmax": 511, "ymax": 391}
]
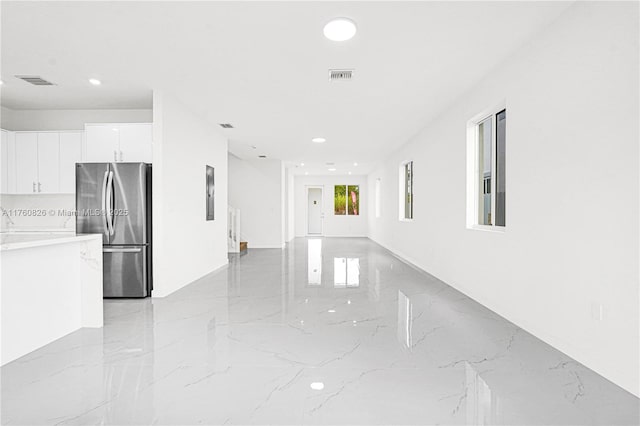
[
  {"xmin": 334, "ymin": 185, "xmax": 359, "ymax": 215},
  {"xmin": 399, "ymin": 161, "xmax": 413, "ymax": 220},
  {"xmin": 375, "ymin": 178, "xmax": 381, "ymax": 218},
  {"xmin": 468, "ymin": 107, "xmax": 506, "ymax": 228}
]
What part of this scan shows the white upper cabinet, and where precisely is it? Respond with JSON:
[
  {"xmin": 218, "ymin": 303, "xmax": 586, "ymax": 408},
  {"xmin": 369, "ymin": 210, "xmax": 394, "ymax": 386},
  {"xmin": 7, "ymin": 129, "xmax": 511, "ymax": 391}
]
[
  {"xmin": 85, "ymin": 123, "xmax": 152, "ymax": 163},
  {"xmin": 85, "ymin": 125, "xmax": 120, "ymax": 162},
  {"xmin": 118, "ymin": 124, "xmax": 152, "ymax": 163},
  {"xmin": 7, "ymin": 131, "xmax": 81, "ymax": 194},
  {"xmin": 15, "ymin": 132, "xmax": 39, "ymax": 194},
  {"xmin": 36, "ymin": 132, "xmax": 60, "ymax": 193},
  {"xmin": 59, "ymin": 132, "xmax": 83, "ymax": 193}
]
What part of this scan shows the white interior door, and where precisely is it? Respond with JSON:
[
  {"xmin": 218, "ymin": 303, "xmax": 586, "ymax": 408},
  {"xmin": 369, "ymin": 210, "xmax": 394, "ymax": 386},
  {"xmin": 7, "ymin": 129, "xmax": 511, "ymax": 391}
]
[
  {"xmin": 307, "ymin": 187, "xmax": 323, "ymax": 234},
  {"xmin": 59, "ymin": 132, "xmax": 83, "ymax": 193},
  {"xmin": 14, "ymin": 133, "xmax": 38, "ymax": 194},
  {"xmin": 37, "ymin": 132, "xmax": 60, "ymax": 193}
]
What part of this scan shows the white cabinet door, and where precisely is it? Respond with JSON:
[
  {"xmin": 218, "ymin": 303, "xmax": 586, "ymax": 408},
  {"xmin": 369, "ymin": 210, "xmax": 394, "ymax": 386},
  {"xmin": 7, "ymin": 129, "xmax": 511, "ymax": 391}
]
[
  {"xmin": 15, "ymin": 133, "xmax": 38, "ymax": 194},
  {"xmin": 59, "ymin": 132, "xmax": 83, "ymax": 193},
  {"xmin": 85, "ymin": 125, "xmax": 119, "ymax": 162},
  {"xmin": 118, "ymin": 124, "xmax": 152, "ymax": 163},
  {"xmin": 37, "ymin": 132, "xmax": 60, "ymax": 193},
  {"xmin": 1, "ymin": 130, "xmax": 8, "ymax": 193}
]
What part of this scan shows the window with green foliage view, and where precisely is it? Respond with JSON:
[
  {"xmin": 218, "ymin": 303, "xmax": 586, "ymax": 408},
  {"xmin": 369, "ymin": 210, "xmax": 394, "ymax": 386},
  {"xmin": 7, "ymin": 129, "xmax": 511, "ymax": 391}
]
[{"xmin": 334, "ymin": 185, "xmax": 359, "ymax": 216}]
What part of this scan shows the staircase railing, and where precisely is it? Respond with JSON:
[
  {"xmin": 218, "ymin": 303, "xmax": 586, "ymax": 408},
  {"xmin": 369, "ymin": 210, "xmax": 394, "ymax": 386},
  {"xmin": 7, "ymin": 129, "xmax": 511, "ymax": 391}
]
[{"xmin": 228, "ymin": 205, "xmax": 241, "ymax": 253}]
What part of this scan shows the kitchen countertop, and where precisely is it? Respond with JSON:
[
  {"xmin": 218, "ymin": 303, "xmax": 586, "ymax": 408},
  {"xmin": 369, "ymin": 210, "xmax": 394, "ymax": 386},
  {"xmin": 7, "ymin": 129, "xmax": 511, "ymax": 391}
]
[{"xmin": 0, "ymin": 232, "xmax": 102, "ymax": 252}]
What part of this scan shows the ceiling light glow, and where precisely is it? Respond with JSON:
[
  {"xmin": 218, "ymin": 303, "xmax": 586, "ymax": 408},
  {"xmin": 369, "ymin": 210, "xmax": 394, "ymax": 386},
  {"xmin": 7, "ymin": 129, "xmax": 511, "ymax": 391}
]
[
  {"xmin": 310, "ymin": 382, "xmax": 325, "ymax": 390},
  {"xmin": 328, "ymin": 168, "xmax": 336, "ymax": 172},
  {"xmin": 89, "ymin": 78, "xmax": 101, "ymax": 86},
  {"xmin": 323, "ymin": 18, "xmax": 357, "ymax": 42},
  {"xmin": 312, "ymin": 137, "xmax": 326, "ymax": 143},
  {"xmin": 353, "ymin": 162, "xmax": 358, "ymax": 166}
]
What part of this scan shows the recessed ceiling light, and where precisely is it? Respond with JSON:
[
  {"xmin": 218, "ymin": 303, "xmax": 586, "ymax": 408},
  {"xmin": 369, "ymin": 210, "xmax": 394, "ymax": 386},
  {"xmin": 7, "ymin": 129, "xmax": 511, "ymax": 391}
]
[
  {"xmin": 0, "ymin": 80, "xmax": 4, "ymax": 85},
  {"xmin": 310, "ymin": 382, "xmax": 325, "ymax": 391},
  {"xmin": 353, "ymin": 162, "xmax": 358, "ymax": 166},
  {"xmin": 323, "ymin": 18, "xmax": 357, "ymax": 41},
  {"xmin": 328, "ymin": 309, "xmax": 336, "ymax": 313},
  {"xmin": 300, "ymin": 163, "xmax": 305, "ymax": 167},
  {"xmin": 89, "ymin": 78, "xmax": 101, "ymax": 86},
  {"xmin": 305, "ymin": 172, "xmax": 309, "ymax": 175},
  {"xmin": 312, "ymin": 137, "xmax": 326, "ymax": 143},
  {"xmin": 348, "ymin": 171, "xmax": 352, "ymax": 175},
  {"xmin": 328, "ymin": 168, "xmax": 336, "ymax": 172}
]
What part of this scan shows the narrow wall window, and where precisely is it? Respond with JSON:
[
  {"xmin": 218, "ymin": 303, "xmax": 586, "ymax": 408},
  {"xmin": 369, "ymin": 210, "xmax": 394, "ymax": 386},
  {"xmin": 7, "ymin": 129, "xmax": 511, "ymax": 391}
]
[
  {"xmin": 334, "ymin": 185, "xmax": 346, "ymax": 215},
  {"xmin": 469, "ymin": 108, "xmax": 506, "ymax": 228},
  {"xmin": 400, "ymin": 161, "xmax": 413, "ymax": 220},
  {"xmin": 334, "ymin": 185, "xmax": 360, "ymax": 216},
  {"xmin": 375, "ymin": 178, "xmax": 381, "ymax": 218}
]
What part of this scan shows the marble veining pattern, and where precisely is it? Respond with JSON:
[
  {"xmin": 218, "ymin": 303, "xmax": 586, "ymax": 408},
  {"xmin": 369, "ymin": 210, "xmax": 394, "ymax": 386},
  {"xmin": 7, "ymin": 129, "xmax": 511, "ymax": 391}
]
[{"xmin": 1, "ymin": 237, "xmax": 638, "ymax": 425}]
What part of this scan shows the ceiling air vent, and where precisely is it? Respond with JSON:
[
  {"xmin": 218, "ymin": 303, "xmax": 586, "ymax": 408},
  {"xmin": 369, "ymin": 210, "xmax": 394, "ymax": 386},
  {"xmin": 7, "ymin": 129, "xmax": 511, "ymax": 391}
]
[
  {"xmin": 329, "ymin": 69, "xmax": 354, "ymax": 82},
  {"xmin": 258, "ymin": 155, "xmax": 267, "ymax": 159},
  {"xmin": 16, "ymin": 75, "xmax": 55, "ymax": 86},
  {"xmin": 219, "ymin": 123, "xmax": 234, "ymax": 129}
]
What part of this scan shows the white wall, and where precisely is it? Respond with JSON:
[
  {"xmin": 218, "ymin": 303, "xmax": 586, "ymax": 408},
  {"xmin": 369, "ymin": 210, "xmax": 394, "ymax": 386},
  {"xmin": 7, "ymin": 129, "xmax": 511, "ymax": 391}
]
[
  {"xmin": 295, "ymin": 175, "xmax": 367, "ymax": 237},
  {"xmin": 368, "ymin": 1, "xmax": 639, "ymax": 396},
  {"xmin": 285, "ymin": 167, "xmax": 295, "ymax": 242},
  {"xmin": 152, "ymin": 91, "xmax": 228, "ymax": 297},
  {"xmin": 228, "ymin": 154, "xmax": 284, "ymax": 248},
  {"xmin": 1, "ymin": 106, "xmax": 152, "ymax": 131}
]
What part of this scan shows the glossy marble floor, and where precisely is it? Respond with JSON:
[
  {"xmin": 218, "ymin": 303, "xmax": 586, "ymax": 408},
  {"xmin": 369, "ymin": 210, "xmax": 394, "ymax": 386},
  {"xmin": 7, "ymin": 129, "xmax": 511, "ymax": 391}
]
[{"xmin": 2, "ymin": 238, "xmax": 639, "ymax": 425}]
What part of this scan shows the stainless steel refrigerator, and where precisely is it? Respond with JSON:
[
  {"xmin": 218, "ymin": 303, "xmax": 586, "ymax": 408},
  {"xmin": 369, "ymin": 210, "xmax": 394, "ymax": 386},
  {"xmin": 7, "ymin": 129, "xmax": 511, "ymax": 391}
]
[{"xmin": 76, "ymin": 163, "xmax": 152, "ymax": 298}]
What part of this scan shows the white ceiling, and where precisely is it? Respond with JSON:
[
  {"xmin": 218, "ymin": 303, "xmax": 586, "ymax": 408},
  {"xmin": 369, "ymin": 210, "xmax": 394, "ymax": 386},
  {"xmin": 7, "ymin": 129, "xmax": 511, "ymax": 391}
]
[{"xmin": 1, "ymin": 1, "xmax": 573, "ymax": 175}]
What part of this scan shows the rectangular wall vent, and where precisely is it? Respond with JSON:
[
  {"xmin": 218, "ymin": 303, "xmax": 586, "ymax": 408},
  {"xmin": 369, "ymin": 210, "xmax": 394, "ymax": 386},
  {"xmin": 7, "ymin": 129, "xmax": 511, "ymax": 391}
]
[
  {"xmin": 15, "ymin": 75, "xmax": 55, "ymax": 86},
  {"xmin": 329, "ymin": 69, "xmax": 354, "ymax": 81},
  {"xmin": 219, "ymin": 123, "xmax": 234, "ymax": 129}
]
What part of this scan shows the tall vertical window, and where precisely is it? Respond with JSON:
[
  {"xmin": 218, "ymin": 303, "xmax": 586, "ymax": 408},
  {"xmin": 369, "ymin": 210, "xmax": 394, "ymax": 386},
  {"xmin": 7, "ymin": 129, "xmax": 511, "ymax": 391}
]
[
  {"xmin": 375, "ymin": 178, "xmax": 381, "ymax": 218},
  {"xmin": 469, "ymin": 108, "xmax": 506, "ymax": 228},
  {"xmin": 334, "ymin": 185, "xmax": 359, "ymax": 216},
  {"xmin": 399, "ymin": 161, "xmax": 413, "ymax": 220}
]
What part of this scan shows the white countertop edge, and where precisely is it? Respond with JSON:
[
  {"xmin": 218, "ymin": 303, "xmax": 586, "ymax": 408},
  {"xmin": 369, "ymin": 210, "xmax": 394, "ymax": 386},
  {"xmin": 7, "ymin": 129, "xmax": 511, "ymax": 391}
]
[{"xmin": 0, "ymin": 233, "xmax": 103, "ymax": 252}]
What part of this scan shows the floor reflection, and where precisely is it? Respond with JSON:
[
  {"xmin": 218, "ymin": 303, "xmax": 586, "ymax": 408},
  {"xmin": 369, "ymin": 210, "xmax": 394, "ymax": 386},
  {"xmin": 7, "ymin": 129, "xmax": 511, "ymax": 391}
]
[
  {"xmin": 307, "ymin": 239, "xmax": 322, "ymax": 285},
  {"xmin": 465, "ymin": 362, "xmax": 496, "ymax": 425},
  {"xmin": 334, "ymin": 257, "xmax": 360, "ymax": 288},
  {"xmin": 397, "ymin": 290, "xmax": 413, "ymax": 349}
]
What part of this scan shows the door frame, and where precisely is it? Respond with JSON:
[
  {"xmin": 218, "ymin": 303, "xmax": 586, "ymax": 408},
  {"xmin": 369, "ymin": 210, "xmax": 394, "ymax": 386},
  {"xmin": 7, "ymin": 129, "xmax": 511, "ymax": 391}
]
[{"xmin": 305, "ymin": 185, "xmax": 324, "ymax": 236}]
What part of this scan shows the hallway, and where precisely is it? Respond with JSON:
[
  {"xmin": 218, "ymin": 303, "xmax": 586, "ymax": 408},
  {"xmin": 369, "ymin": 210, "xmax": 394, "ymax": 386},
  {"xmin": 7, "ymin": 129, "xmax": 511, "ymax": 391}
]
[{"xmin": 2, "ymin": 238, "xmax": 638, "ymax": 425}]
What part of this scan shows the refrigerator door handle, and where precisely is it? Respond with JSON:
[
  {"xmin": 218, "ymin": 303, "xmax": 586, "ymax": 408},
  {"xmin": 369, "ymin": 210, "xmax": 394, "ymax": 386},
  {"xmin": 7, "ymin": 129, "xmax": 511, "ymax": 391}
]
[
  {"xmin": 103, "ymin": 247, "xmax": 142, "ymax": 253},
  {"xmin": 101, "ymin": 170, "xmax": 109, "ymax": 235},
  {"xmin": 106, "ymin": 171, "xmax": 114, "ymax": 235}
]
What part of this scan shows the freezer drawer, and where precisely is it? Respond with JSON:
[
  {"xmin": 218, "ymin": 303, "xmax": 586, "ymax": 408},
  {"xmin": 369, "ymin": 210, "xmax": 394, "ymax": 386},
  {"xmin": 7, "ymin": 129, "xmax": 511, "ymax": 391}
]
[{"xmin": 103, "ymin": 246, "xmax": 148, "ymax": 298}]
